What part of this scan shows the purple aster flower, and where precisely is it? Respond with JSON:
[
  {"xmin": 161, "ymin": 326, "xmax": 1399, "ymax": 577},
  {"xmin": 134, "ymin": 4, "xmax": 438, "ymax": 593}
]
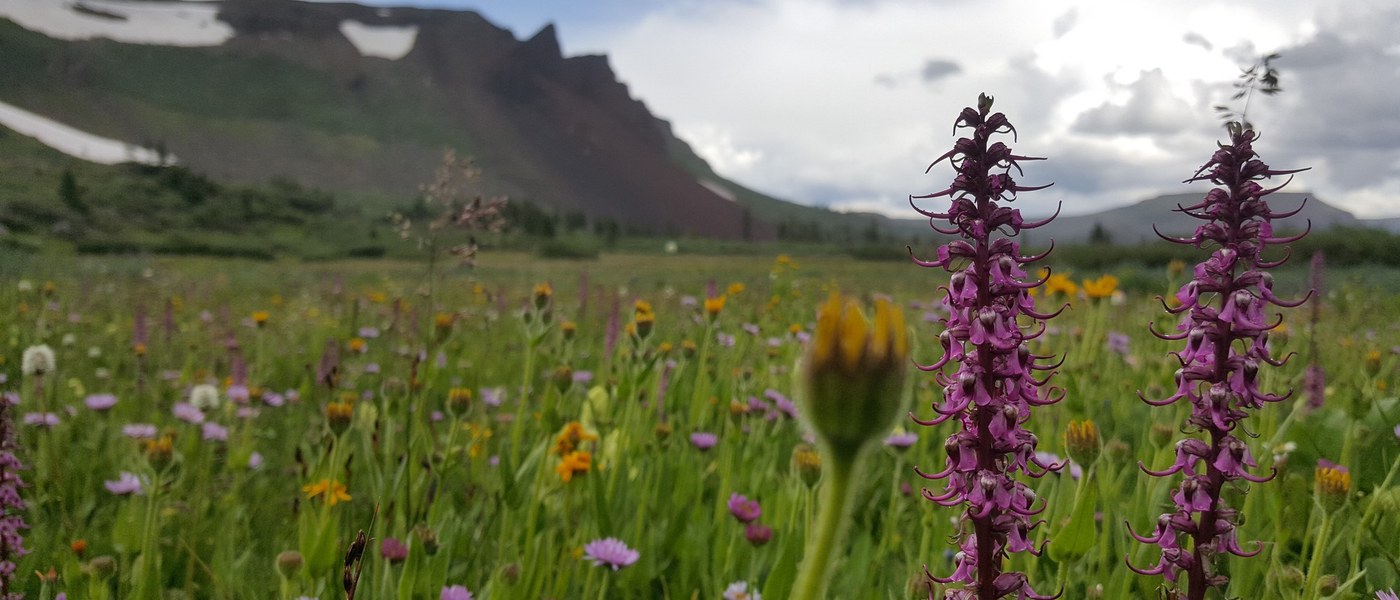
[
  {"xmin": 358, "ymin": 327, "xmax": 381, "ymax": 339},
  {"xmin": 263, "ymin": 392, "xmax": 285, "ymax": 408},
  {"xmin": 104, "ymin": 472, "xmax": 144, "ymax": 496},
  {"xmin": 172, "ymin": 402, "xmax": 205, "ymax": 424},
  {"xmin": 723, "ymin": 581, "xmax": 762, "ymax": 600},
  {"xmin": 202, "ymin": 422, "xmax": 229, "ymax": 442},
  {"xmin": 1130, "ymin": 122, "xmax": 1309, "ymax": 597},
  {"xmin": 727, "ymin": 493, "xmax": 762, "ymax": 523},
  {"xmin": 1107, "ymin": 331, "xmax": 1131, "ymax": 357},
  {"xmin": 481, "ymin": 387, "xmax": 504, "ymax": 408},
  {"xmin": 123, "ymin": 423, "xmax": 158, "ymax": 439},
  {"xmin": 236, "ymin": 407, "xmax": 259, "ymax": 420},
  {"xmin": 430, "ymin": 411, "xmax": 444, "ymax": 423},
  {"xmin": 743, "ymin": 523, "xmax": 772, "ymax": 547},
  {"xmin": 248, "ymin": 452, "xmax": 264, "ymax": 470},
  {"xmin": 380, "ymin": 537, "xmax": 409, "ymax": 564},
  {"xmin": 23, "ymin": 412, "xmax": 59, "ymax": 428},
  {"xmin": 763, "ymin": 389, "xmax": 798, "ymax": 420},
  {"xmin": 84, "ymin": 393, "xmax": 118, "ymax": 411},
  {"xmin": 573, "ymin": 371, "xmax": 593, "ymax": 384},
  {"xmin": 689, "ymin": 432, "xmax": 717, "ymax": 451},
  {"xmin": 582, "ymin": 537, "xmax": 638, "ymax": 570},
  {"xmin": 0, "ymin": 394, "xmax": 14, "ymax": 407},
  {"xmin": 884, "ymin": 432, "xmax": 918, "ymax": 450},
  {"xmin": 364, "ymin": 363, "xmax": 381, "ymax": 375},
  {"xmin": 716, "ymin": 332, "xmax": 736, "ymax": 348},
  {"xmin": 680, "ymin": 295, "xmax": 698, "ymax": 307},
  {"xmin": 440, "ymin": 585, "xmax": 473, "ymax": 600},
  {"xmin": 909, "ymin": 94, "xmax": 1062, "ymax": 600},
  {"xmin": 1377, "ymin": 589, "xmax": 1398, "ymax": 600},
  {"xmin": 226, "ymin": 384, "xmax": 250, "ymax": 404},
  {"xmin": 742, "ymin": 323, "xmax": 761, "ymax": 336}
]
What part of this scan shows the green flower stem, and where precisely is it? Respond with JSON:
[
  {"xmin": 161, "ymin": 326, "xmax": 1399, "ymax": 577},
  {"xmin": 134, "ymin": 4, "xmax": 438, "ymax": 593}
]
[
  {"xmin": 1302, "ymin": 509, "xmax": 1332, "ymax": 600},
  {"xmin": 790, "ymin": 449, "xmax": 859, "ymax": 600},
  {"xmin": 508, "ymin": 338, "xmax": 538, "ymax": 466}
]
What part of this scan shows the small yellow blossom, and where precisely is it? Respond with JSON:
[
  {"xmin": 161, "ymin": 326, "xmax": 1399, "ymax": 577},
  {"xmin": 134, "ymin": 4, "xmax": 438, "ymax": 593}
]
[
  {"xmin": 251, "ymin": 311, "xmax": 270, "ymax": 327},
  {"xmin": 302, "ymin": 479, "xmax": 352, "ymax": 505},
  {"xmin": 556, "ymin": 450, "xmax": 591, "ymax": 483},
  {"xmin": 553, "ymin": 421, "xmax": 598, "ymax": 455},
  {"xmin": 533, "ymin": 283, "xmax": 553, "ymax": 309},
  {"xmin": 705, "ymin": 295, "xmax": 727, "ymax": 319},
  {"xmin": 1315, "ymin": 462, "xmax": 1350, "ymax": 511},
  {"xmin": 727, "ymin": 282, "xmax": 746, "ymax": 296},
  {"xmin": 1081, "ymin": 275, "xmax": 1119, "ymax": 300},
  {"xmin": 1044, "ymin": 273, "xmax": 1078, "ymax": 297}
]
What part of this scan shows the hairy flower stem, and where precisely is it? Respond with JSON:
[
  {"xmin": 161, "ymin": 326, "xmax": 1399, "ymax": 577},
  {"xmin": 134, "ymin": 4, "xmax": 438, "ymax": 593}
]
[{"xmin": 790, "ymin": 451, "xmax": 858, "ymax": 600}]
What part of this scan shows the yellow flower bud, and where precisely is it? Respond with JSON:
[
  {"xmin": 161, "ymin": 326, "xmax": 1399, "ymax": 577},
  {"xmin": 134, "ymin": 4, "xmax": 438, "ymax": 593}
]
[{"xmin": 800, "ymin": 293, "xmax": 908, "ymax": 458}]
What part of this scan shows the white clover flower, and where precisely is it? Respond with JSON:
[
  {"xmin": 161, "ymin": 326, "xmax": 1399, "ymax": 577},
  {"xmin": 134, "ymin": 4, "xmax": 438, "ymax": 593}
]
[
  {"xmin": 190, "ymin": 383, "xmax": 221, "ymax": 410},
  {"xmin": 16, "ymin": 280, "xmax": 33, "ymax": 292},
  {"xmin": 21, "ymin": 344, "xmax": 56, "ymax": 376},
  {"xmin": 88, "ymin": 346, "xmax": 102, "ymax": 358},
  {"xmin": 61, "ymin": 333, "xmax": 76, "ymax": 346}
]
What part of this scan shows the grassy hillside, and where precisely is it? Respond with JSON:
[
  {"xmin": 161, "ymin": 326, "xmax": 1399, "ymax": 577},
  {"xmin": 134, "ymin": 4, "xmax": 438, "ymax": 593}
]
[
  {"xmin": 0, "ymin": 122, "xmax": 406, "ymax": 259},
  {"xmin": 0, "ymin": 17, "xmax": 468, "ymax": 196}
]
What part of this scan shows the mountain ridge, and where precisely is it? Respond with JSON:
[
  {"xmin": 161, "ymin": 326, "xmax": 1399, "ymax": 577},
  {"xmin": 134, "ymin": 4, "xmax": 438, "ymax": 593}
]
[{"xmin": 0, "ymin": 0, "xmax": 778, "ymax": 239}]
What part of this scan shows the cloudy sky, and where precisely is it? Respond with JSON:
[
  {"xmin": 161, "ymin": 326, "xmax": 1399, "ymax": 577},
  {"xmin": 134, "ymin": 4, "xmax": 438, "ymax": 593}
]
[{"xmin": 385, "ymin": 0, "xmax": 1396, "ymax": 218}]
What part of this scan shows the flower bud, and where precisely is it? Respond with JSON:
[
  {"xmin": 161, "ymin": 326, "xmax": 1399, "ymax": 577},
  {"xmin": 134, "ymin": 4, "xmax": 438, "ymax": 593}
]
[
  {"xmin": 1268, "ymin": 565, "xmax": 1303, "ymax": 588},
  {"xmin": 799, "ymin": 293, "xmax": 908, "ymax": 458},
  {"xmin": 791, "ymin": 443, "xmax": 822, "ymax": 487},
  {"xmin": 743, "ymin": 522, "xmax": 773, "ymax": 546},
  {"xmin": 1150, "ymin": 422, "xmax": 1175, "ymax": 447},
  {"xmin": 552, "ymin": 365, "xmax": 574, "ymax": 393},
  {"xmin": 88, "ymin": 555, "xmax": 118, "ymax": 580},
  {"xmin": 1064, "ymin": 419, "xmax": 1100, "ymax": 465},
  {"xmin": 275, "ymin": 550, "xmax": 304, "ymax": 578},
  {"xmin": 326, "ymin": 401, "xmax": 354, "ymax": 435},
  {"xmin": 1315, "ymin": 460, "xmax": 1350, "ymax": 512},
  {"xmin": 532, "ymin": 283, "xmax": 552, "ymax": 311},
  {"xmin": 413, "ymin": 526, "xmax": 440, "ymax": 556},
  {"xmin": 499, "ymin": 563, "xmax": 521, "ymax": 586},
  {"xmin": 1317, "ymin": 574, "xmax": 1338, "ymax": 596}
]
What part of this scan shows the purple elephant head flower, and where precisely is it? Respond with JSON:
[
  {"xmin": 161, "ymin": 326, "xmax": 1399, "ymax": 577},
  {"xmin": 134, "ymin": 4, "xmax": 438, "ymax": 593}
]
[
  {"xmin": 909, "ymin": 94, "xmax": 1063, "ymax": 600},
  {"xmin": 1129, "ymin": 123, "xmax": 1309, "ymax": 598}
]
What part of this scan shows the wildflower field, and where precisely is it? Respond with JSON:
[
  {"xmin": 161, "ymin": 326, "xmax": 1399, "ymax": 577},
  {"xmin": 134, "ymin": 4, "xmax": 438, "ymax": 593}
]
[{"xmin": 0, "ymin": 246, "xmax": 1396, "ymax": 600}]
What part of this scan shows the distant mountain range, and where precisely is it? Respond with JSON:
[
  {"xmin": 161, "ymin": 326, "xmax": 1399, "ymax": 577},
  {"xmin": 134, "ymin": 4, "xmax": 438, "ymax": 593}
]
[
  {"xmin": 1007, "ymin": 192, "xmax": 1400, "ymax": 245},
  {"xmin": 0, "ymin": 1, "xmax": 1394, "ymax": 246}
]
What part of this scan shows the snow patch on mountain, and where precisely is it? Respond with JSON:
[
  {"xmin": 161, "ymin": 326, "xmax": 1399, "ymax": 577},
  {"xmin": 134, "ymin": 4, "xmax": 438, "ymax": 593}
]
[
  {"xmin": 339, "ymin": 20, "xmax": 416, "ymax": 60},
  {"xmin": 0, "ymin": 0, "xmax": 232, "ymax": 46},
  {"xmin": 0, "ymin": 99, "xmax": 173, "ymax": 165}
]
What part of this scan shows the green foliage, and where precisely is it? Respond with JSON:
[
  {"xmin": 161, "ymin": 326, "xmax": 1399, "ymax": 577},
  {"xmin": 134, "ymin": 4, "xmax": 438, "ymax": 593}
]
[{"xmin": 0, "ymin": 253, "xmax": 1395, "ymax": 599}]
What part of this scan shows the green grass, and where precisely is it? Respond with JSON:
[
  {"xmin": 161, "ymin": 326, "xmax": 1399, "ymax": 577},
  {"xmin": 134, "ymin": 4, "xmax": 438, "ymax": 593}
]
[{"xmin": 0, "ymin": 252, "xmax": 1395, "ymax": 599}]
